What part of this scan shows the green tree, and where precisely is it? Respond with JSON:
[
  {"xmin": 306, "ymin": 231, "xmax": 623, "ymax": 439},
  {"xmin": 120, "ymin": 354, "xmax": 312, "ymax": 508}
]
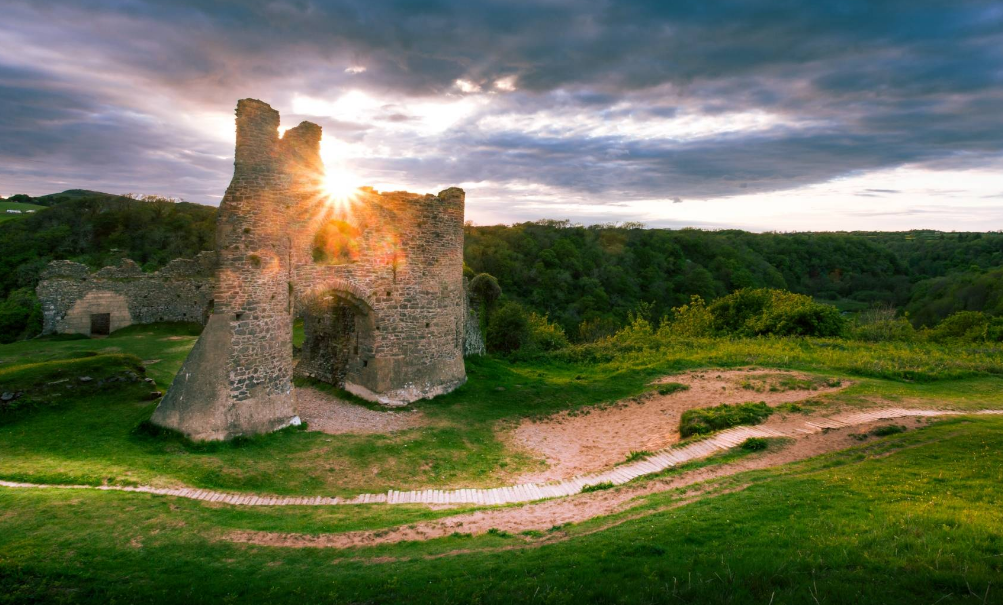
[{"xmin": 486, "ymin": 302, "xmax": 529, "ymax": 354}]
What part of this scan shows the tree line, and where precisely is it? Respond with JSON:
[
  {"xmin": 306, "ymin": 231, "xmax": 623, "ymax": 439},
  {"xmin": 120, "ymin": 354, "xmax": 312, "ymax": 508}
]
[{"xmin": 2, "ymin": 192, "xmax": 1003, "ymax": 345}]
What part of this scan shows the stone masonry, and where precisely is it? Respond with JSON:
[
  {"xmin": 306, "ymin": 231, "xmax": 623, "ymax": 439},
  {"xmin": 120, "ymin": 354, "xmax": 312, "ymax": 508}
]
[
  {"xmin": 150, "ymin": 98, "xmax": 471, "ymax": 441},
  {"xmin": 37, "ymin": 254, "xmax": 216, "ymax": 336}
]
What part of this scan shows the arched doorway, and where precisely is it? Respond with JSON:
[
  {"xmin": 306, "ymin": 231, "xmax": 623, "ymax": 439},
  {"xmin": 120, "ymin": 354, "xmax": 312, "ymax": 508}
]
[{"xmin": 294, "ymin": 289, "xmax": 376, "ymax": 388}]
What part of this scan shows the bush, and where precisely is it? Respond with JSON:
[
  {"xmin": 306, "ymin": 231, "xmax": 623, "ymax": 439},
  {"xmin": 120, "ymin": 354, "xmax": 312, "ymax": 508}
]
[
  {"xmin": 741, "ymin": 437, "xmax": 769, "ymax": 451},
  {"xmin": 577, "ymin": 317, "xmax": 620, "ymax": 343},
  {"xmin": 709, "ymin": 288, "xmax": 846, "ymax": 338},
  {"xmin": 610, "ymin": 310, "xmax": 656, "ymax": 348},
  {"xmin": 656, "ymin": 382, "xmax": 689, "ymax": 396},
  {"xmin": 851, "ymin": 307, "xmax": 916, "ymax": 342},
  {"xmin": 0, "ymin": 288, "xmax": 43, "ymax": 343},
  {"xmin": 871, "ymin": 424, "xmax": 906, "ymax": 436},
  {"xmin": 526, "ymin": 312, "xmax": 569, "ymax": 351},
  {"xmin": 469, "ymin": 273, "xmax": 501, "ymax": 315},
  {"xmin": 661, "ymin": 295, "xmax": 714, "ymax": 338},
  {"xmin": 624, "ymin": 450, "xmax": 653, "ymax": 462},
  {"xmin": 486, "ymin": 301, "xmax": 529, "ymax": 353},
  {"xmin": 927, "ymin": 311, "xmax": 989, "ymax": 342},
  {"xmin": 679, "ymin": 401, "xmax": 773, "ymax": 437}
]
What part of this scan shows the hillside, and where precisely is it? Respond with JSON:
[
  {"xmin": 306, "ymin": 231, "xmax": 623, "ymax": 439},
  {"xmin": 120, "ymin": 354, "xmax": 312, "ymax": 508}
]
[
  {"xmin": 465, "ymin": 222, "xmax": 1003, "ymax": 334},
  {"xmin": 0, "ymin": 201, "xmax": 46, "ymax": 223},
  {"xmin": 0, "ymin": 190, "xmax": 216, "ymax": 342},
  {"xmin": 3, "ymin": 190, "xmax": 1003, "ymax": 344}
]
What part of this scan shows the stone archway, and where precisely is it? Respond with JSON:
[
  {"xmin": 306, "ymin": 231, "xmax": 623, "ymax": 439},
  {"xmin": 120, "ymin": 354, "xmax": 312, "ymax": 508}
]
[{"xmin": 294, "ymin": 286, "xmax": 377, "ymax": 389}]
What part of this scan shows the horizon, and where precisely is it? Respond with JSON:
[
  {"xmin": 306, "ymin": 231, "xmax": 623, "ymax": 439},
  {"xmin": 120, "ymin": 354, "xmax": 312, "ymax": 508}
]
[
  {"xmin": 7, "ymin": 187, "xmax": 1003, "ymax": 236},
  {"xmin": 2, "ymin": 1, "xmax": 1002, "ymax": 231}
]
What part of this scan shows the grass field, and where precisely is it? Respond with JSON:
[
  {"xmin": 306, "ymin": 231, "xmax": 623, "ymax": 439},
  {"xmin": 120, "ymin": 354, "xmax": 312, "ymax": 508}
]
[
  {"xmin": 0, "ymin": 201, "xmax": 45, "ymax": 223},
  {"xmin": 2, "ymin": 323, "xmax": 1003, "ymax": 603}
]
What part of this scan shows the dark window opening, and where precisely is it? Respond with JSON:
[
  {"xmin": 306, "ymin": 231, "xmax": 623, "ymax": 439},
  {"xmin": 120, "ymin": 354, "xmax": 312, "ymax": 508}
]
[{"xmin": 90, "ymin": 313, "xmax": 110, "ymax": 336}]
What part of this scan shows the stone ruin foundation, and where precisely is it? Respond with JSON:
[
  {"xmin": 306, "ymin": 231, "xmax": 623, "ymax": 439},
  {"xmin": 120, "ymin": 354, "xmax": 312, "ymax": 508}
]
[
  {"xmin": 146, "ymin": 98, "xmax": 478, "ymax": 441},
  {"xmin": 37, "ymin": 254, "xmax": 216, "ymax": 336}
]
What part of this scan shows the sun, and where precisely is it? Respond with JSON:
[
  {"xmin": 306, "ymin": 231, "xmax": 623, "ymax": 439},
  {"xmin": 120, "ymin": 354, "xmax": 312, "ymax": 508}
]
[{"xmin": 321, "ymin": 166, "xmax": 362, "ymax": 210}]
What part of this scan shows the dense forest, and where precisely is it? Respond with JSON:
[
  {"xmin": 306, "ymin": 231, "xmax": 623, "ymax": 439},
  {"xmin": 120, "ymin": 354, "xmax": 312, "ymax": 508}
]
[
  {"xmin": 0, "ymin": 192, "xmax": 215, "ymax": 341},
  {"xmin": 464, "ymin": 221, "xmax": 1003, "ymax": 335},
  {"xmin": 2, "ymin": 191, "xmax": 1002, "ymax": 344}
]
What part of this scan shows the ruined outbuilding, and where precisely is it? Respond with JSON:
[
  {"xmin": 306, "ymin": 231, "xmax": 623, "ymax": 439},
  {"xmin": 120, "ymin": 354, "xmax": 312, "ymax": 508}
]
[
  {"xmin": 150, "ymin": 99, "xmax": 473, "ymax": 441},
  {"xmin": 37, "ymin": 254, "xmax": 216, "ymax": 336}
]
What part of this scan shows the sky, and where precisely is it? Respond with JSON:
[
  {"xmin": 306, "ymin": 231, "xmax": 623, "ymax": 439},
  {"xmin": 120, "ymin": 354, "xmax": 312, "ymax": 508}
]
[{"xmin": 1, "ymin": 0, "xmax": 1002, "ymax": 231}]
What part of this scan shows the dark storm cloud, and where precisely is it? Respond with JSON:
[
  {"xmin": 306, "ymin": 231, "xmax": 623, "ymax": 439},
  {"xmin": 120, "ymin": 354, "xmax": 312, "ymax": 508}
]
[{"xmin": 1, "ymin": 0, "xmax": 1001, "ymax": 209}]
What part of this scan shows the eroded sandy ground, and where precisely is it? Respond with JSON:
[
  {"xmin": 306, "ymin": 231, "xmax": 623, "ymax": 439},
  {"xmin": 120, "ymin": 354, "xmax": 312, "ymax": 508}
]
[
  {"xmin": 295, "ymin": 386, "xmax": 424, "ymax": 435},
  {"xmin": 511, "ymin": 368, "xmax": 848, "ymax": 482},
  {"xmin": 225, "ymin": 416, "xmax": 933, "ymax": 550}
]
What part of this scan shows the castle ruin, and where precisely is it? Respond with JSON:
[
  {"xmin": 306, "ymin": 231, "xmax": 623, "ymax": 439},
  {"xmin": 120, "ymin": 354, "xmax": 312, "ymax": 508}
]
[
  {"xmin": 143, "ymin": 99, "xmax": 472, "ymax": 440},
  {"xmin": 37, "ymin": 254, "xmax": 216, "ymax": 336}
]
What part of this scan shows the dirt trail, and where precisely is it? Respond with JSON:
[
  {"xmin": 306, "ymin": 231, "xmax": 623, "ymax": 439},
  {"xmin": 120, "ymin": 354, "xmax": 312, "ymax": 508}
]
[
  {"xmin": 225, "ymin": 416, "xmax": 931, "ymax": 550},
  {"xmin": 295, "ymin": 386, "xmax": 424, "ymax": 435},
  {"xmin": 511, "ymin": 368, "xmax": 847, "ymax": 482}
]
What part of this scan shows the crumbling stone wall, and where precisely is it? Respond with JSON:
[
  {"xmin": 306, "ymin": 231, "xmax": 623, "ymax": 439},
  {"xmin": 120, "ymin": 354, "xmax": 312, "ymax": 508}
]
[
  {"xmin": 36, "ymin": 254, "xmax": 216, "ymax": 336},
  {"xmin": 152, "ymin": 98, "xmax": 472, "ymax": 440},
  {"xmin": 290, "ymin": 186, "xmax": 468, "ymax": 404}
]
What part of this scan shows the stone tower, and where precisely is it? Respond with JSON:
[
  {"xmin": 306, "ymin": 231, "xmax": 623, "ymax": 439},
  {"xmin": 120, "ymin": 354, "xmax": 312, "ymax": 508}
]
[{"xmin": 151, "ymin": 99, "xmax": 468, "ymax": 441}]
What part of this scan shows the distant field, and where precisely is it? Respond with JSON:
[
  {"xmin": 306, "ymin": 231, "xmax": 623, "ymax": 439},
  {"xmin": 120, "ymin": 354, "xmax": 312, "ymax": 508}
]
[{"xmin": 0, "ymin": 200, "xmax": 45, "ymax": 222}]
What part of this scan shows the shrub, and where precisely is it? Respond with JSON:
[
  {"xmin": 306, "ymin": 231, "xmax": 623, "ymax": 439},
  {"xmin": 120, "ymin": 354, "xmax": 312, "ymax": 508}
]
[
  {"xmin": 851, "ymin": 307, "xmax": 916, "ymax": 342},
  {"xmin": 526, "ymin": 312, "xmax": 569, "ymax": 351},
  {"xmin": 577, "ymin": 317, "xmax": 620, "ymax": 343},
  {"xmin": 624, "ymin": 450, "xmax": 653, "ymax": 463},
  {"xmin": 610, "ymin": 310, "xmax": 656, "ymax": 348},
  {"xmin": 871, "ymin": 424, "xmax": 906, "ymax": 436},
  {"xmin": 679, "ymin": 401, "xmax": 773, "ymax": 437},
  {"xmin": 656, "ymin": 382, "xmax": 689, "ymax": 396},
  {"xmin": 486, "ymin": 301, "xmax": 529, "ymax": 353},
  {"xmin": 709, "ymin": 288, "xmax": 846, "ymax": 337},
  {"xmin": 741, "ymin": 437, "xmax": 769, "ymax": 451},
  {"xmin": 927, "ymin": 311, "xmax": 989, "ymax": 342},
  {"xmin": 0, "ymin": 287, "xmax": 42, "ymax": 343},
  {"xmin": 661, "ymin": 295, "xmax": 714, "ymax": 338},
  {"xmin": 469, "ymin": 273, "xmax": 501, "ymax": 316}
]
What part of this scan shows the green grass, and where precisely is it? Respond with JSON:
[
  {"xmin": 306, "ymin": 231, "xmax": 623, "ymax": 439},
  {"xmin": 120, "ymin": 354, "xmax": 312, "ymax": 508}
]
[
  {"xmin": 2, "ymin": 324, "xmax": 1003, "ymax": 601},
  {"xmin": 0, "ymin": 416, "xmax": 1000, "ymax": 603},
  {"xmin": 679, "ymin": 401, "xmax": 773, "ymax": 437},
  {"xmin": 0, "ymin": 352, "xmax": 151, "ymax": 421},
  {"xmin": 739, "ymin": 372, "xmax": 841, "ymax": 393},
  {"xmin": 4, "ymin": 324, "xmax": 1003, "ymax": 498},
  {"xmin": 740, "ymin": 436, "xmax": 769, "ymax": 451},
  {"xmin": 0, "ymin": 200, "xmax": 45, "ymax": 223},
  {"xmin": 623, "ymin": 450, "xmax": 653, "ymax": 463},
  {"xmin": 655, "ymin": 381, "xmax": 690, "ymax": 395},
  {"xmin": 580, "ymin": 481, "xmax": 615, "ymax": 493}
]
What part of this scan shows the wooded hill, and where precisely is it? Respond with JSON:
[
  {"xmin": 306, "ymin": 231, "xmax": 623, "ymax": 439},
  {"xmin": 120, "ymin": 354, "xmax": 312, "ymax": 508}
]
[{"xmin": 1, "ymin": 191, "xmax": 1001, "ymax": 342}]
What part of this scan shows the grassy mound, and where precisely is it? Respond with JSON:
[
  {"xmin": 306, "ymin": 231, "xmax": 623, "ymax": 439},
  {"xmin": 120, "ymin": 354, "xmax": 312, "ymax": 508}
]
[
  {"xmin": 0, "ymin": 353, "xmax": 150, "ymax": 421},
  {"xmin": 679, "ymin": 401, "xmax": 773, "ymax": 437}
]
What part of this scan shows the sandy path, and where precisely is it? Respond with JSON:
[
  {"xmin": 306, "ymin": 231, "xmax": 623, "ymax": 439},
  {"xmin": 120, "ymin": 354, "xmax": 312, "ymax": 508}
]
[
  {"xmin": 510, "ymin": 368, "xmax": 847, "ymax": 482},
  {"xmin": 295, "ymin": 386, "xmax": 424, "ymax": 435},
  {"xmin": 225, "ymin": 416, "xmax": 934, "ymax": 550}
]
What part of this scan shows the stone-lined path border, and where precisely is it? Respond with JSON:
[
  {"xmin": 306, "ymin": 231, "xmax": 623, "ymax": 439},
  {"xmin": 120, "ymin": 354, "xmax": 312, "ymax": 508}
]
[{"xmin": 3, "ymin": 408, "xmax": 1000, "ymax": 507}]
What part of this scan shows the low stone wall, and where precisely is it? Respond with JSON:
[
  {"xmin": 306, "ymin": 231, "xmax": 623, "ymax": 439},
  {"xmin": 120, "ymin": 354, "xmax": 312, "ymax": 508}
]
[{"xmin": 37, "ymin": 253, "xmax": 216, "ymax": 336}]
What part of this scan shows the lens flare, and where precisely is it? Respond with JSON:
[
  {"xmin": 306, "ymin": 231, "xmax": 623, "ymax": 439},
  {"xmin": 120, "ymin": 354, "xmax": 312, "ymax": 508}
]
[{"xmin": 321, "ymin": 166, "xmax": 361, "ymax": 212}]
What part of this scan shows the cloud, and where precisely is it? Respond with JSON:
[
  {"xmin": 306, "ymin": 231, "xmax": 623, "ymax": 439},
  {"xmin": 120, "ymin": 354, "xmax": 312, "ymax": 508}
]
[{"xmin": 0, "ymin": 0, "xmax": 1001, "ymax": 230}]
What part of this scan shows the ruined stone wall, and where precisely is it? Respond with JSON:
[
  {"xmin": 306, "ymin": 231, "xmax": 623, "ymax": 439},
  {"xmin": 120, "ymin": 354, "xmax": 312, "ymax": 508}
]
[
  {"xmin": 36, "ymin": 254, "xmax": 215, "ymax": 336},
  {"xmin": 152, "ymin": 97, "xmax": 468, "ymax": 440},
  {"xmin": 290, "ymin": 187, "xmax": 467, "ymax": 404}
]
